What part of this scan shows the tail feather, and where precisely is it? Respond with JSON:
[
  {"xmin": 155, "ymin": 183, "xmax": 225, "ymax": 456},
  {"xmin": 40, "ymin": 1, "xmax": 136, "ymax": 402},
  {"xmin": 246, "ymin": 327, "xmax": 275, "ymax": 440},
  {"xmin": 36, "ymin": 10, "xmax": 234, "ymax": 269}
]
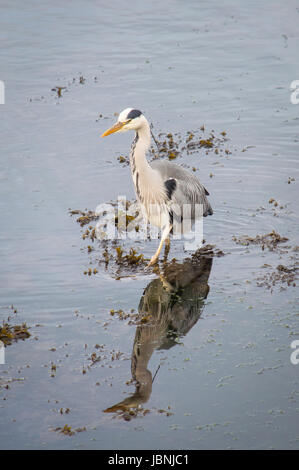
[{"xmin": 203, "ymin": 203, "xmax": 213, "ymax": 217}]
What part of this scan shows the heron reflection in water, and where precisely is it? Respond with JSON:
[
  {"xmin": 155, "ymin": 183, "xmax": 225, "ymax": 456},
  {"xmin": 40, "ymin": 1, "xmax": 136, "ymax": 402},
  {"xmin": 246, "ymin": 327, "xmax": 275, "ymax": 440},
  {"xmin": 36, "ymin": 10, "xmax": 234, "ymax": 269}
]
[{"xmin": 104, "ymin": 248, "xmax": 213, "ymax": 419}]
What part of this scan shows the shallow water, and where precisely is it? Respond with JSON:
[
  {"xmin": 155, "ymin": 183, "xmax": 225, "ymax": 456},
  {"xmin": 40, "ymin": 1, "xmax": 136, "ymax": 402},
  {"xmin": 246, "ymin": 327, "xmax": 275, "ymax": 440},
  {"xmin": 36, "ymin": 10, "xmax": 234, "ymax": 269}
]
[{"xmin": 0, "ymin": 0, "xmax": 298, "ymax": 450}]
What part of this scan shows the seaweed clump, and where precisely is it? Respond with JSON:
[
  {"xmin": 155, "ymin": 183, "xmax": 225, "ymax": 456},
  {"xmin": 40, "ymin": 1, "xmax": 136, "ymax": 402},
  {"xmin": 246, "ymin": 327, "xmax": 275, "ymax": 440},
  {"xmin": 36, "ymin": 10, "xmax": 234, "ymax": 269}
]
[
  {"xmin": 69, "ymin": 204, "xmax": 147, "ymax": 277},
  {"xmin": 69, "ymin": 209, "xmax": 98, "ymax": 227},
  {"xmin": 51, "ymin": 86, "xmax": 66, "ymax": 98},
  {"xmin": 0, "ymin": 322, "xmax": 31, "ymax": 346},
  {"xmin": 116, "ymin": 126, "xmax": 231, "ymax": 165},
  {"xmin": 114, "ymin": 246, "xmax": 146, "ymax": 267},
  {"xmin": 109, "ymin": 308, "xmax": 150, "ymax": 325},
  {"xmin": 53, "ymin": 425, "xmax": 86, "ymax": 436},
  {"xmin": 190, "ymin": 244, "xmax": 225, "ymax": 260},
  {"xmin": 150, "ymin": 128, "xmax": 230, "ymax": 161},
  {"xmin": 232, "ymin": 230, "xmax": 289, "ymax": 251},
  {"xmin": 257, "ymin": 263, "xmax": 298, "ymax": 291}
]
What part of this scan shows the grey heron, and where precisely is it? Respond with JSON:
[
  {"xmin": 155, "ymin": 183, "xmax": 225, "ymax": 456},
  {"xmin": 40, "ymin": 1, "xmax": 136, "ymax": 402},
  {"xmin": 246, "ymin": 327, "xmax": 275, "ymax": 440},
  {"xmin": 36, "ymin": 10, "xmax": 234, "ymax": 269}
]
[{"xmin": 102, "ymin": 108, "xmax": 213, "ymax": 266}]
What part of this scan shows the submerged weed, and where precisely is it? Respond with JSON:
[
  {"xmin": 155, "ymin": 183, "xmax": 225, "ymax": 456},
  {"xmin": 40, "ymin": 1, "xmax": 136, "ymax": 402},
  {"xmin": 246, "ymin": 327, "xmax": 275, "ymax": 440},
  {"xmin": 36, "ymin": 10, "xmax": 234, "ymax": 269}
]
[
  {"xmin": 0, "ymin": 322, "xmax": 31, "ymax": 346},
  {"xmin": 232, "ymin": 230, "xmax": 289, "ymax": 251}
]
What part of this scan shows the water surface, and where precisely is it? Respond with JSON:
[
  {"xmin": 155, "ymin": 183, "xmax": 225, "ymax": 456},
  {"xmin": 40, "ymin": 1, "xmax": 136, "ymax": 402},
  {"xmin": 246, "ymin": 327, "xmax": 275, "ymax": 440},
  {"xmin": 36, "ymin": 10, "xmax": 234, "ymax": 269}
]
[{"xmin": 0, "ymin": 0, "xmax": 298, "ymax": 450}]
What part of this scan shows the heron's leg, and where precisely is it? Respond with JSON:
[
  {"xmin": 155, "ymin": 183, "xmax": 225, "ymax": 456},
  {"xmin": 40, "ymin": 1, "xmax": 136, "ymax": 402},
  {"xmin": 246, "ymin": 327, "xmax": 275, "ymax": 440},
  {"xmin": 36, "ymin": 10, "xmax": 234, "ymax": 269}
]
[
  {"xmin": 147, "ymin": 238, "xmax": 165, "ymax": 267},
  {"xmin": 147, "ymin": 225, "xmax": 172, "ymax": 267}
]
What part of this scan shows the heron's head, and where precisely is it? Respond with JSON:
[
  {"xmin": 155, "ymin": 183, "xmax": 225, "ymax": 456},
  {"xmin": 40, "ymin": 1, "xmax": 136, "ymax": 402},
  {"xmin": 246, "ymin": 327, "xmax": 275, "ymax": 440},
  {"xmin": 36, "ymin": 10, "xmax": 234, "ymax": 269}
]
[{"xmin": 101, "ymin": 108, "xmax": 145, "ymax": 137}]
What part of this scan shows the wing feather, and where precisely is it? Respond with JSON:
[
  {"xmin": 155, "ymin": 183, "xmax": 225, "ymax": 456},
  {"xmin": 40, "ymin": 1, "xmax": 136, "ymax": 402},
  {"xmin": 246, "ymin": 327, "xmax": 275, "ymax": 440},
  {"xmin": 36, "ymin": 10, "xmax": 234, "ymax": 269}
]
[{"xmin": 151, "ymin": 160, "xmax": 213, "ymax": 216}]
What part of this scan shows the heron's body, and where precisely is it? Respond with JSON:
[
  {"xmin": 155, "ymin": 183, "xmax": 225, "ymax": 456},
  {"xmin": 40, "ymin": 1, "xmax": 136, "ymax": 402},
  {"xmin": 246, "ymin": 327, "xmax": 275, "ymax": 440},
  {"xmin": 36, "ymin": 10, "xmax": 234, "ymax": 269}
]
[{"xmin": 102, "ymin": 108, "xmax": 213, "ymax": 266}]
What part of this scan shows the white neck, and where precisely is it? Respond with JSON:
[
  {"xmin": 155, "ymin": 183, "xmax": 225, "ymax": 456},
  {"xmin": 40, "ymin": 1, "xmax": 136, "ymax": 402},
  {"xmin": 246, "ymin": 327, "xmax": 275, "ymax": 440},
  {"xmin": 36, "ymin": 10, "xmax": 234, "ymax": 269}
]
[
  {"xmin": 130, "ymin": 119, "xmax": 151, "ymax": 174},
  {"xmin": 129, "ymin": 118, "xmax": 166, "ymax": 210}
]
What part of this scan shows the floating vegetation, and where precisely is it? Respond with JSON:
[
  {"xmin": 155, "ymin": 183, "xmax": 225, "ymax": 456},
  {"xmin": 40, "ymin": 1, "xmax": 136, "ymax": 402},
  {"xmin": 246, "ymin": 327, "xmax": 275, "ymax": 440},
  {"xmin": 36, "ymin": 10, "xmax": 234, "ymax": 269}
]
[
  {"xmin": 49, "ymin": 74, "xmax": 90, "ymax": 101},
  {"xmin": 255, "ymin": 198, "xmax": 290, "ymax": 219},
  {"xmin": 59, "ymin": 408, "xmax": 70, "ymax": 415},
  {"xmin": 116, "ymin": 126, "xmax": 231, "ymax": 166},
  {"xmin": 114, "ymin": 211, "xmax": 138, "ymax": 229},
  {"xmin": 83, "ymin": 267, "xmax": 98, "ymax": 276},
  {"xmin": 156, "ymin": 407, "xmax": 174, "ymax": 417},
  {"xmin": 0, "ymin": 377, "xmax": 25, "ymax": 390},
  {"xmin": 69, "ymin": 203, "xmax": 148, "ymax": 276},
  {"xmin": 257, "ymin": 263, "xmax": 298, "ymax": 291},
  {"xmin": 190, "ymin": 244, "xmax": 225, "ymax": 259},
  {"xmin": 91, "ymin": 243, "xmax": 148, "ymax": 275},
  {"xmin": 78, "ymin": 344, "xmax": 128, "ymax": 374},
  {"xmin": 51, "ymin": 86, "xmax": 67, "ymax": 98},
  {"xmin": 69, "ymin": 203, "xmax": 227, "ymax": 279},
  {"xmin": 88, "ymin": 348, "xmax": 123, "ymax": 366},
  {"xmin": 69, "ymin": 209, "xmax": 98, "ymax": 227},
  {"xmin": 69, "ymin": 199, "xmax": 139, "ymax": 235},
  {"xmin": 109, "ymin": 308, "xmax": 151, "ymax": 325},
  {"xmin": 232, "ymin": 230, "xmax": 289, "ymax": 251},
  {"xmin": 104, "ymin": 405, "xmax": 151, "ymax": 421},
  {"xmin": 117, "ymin": 155, "xmax": 129, "ymax": 165},
  {"xmin": 268, "ymin": 198, "xmax": 286, "ymax": 209},
  {"xmin": 151, "ymin": 128, "xmax": 230, "ymax": 161},
  {"xmin": 0, "ymin": 322, "xmax": 31, "ymax": 346},
  {"xmin": 53, "ymin": 424, "xmax": 86, "ymax": 436},
  {"xmin": 114, "ymin": 246, "xmax": 146, "ymax": 267},
  {"xmin": 103, "ymin": 404, "xmax": 173, "ymax": 421}
]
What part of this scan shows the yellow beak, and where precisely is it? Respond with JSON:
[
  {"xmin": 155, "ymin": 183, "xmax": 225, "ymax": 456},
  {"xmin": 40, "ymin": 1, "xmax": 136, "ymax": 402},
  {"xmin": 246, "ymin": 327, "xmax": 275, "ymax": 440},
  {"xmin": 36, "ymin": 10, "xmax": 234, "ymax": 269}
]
[{"xmin": 101, "ymin": 121, "xmax": 125, "ymax": 137}]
